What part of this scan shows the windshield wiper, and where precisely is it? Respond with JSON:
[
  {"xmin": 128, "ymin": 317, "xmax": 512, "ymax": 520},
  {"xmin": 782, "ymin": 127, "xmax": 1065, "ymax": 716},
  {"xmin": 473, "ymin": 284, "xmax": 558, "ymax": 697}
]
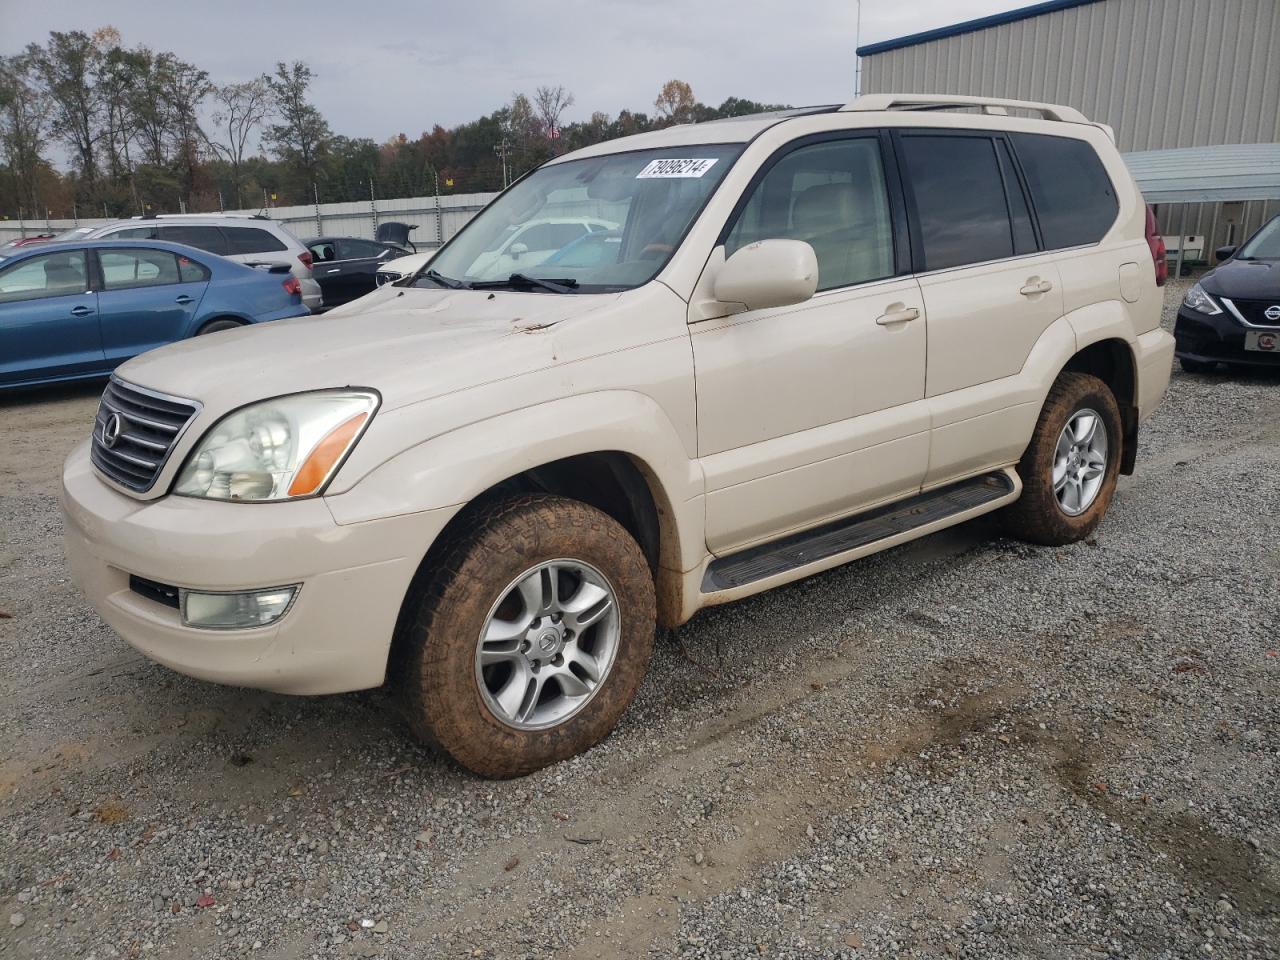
[
  {"xmin": 422, "ymin": 269, "xmax": 467, "ymax": 289},
  {"xmin": 469, "ymin": 273, "xmax": 580, "ymax": 294}
]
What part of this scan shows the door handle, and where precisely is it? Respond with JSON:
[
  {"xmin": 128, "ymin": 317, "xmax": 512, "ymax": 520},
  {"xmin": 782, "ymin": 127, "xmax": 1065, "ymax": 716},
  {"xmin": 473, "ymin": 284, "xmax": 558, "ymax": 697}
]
[
  {"xmin": 875, "ymin": 303, "xmax": 920, "ymax": 326},
  {"xmin": 1020, "ymin": 278, "xmax": 1053, "ymax": 296},
  {"xmin": 326, "ymin": 268, "xmax": 341, "ymax": 274},
  {"xmin": 174, "ymin": 295, "xmax": 194, "ymax": 305},
  {"xmin": 70, "ymin": 305, "xmax": 93, "ymax": 317}
]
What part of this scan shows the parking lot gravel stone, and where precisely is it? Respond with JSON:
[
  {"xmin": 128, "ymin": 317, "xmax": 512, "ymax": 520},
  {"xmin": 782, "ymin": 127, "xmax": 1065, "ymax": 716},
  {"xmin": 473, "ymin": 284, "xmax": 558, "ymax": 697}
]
[{"xmin": 0, "ymin": 279, "xmax": 1276, "ymax": 958}]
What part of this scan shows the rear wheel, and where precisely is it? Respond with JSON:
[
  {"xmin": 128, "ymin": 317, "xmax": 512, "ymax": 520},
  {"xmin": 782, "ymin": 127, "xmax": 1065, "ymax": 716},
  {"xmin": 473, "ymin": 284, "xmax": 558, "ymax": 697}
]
[
  {"xmin": 1004, "ymin": 372, "xmax": 1122, "ymax": 546},
  {"xmin": 196, "ymin": 318, "xmax": 242, "ymax": 336},
  {"xmin": 398, "ymin": 495, "xmax": 656, "ymax": 778}
]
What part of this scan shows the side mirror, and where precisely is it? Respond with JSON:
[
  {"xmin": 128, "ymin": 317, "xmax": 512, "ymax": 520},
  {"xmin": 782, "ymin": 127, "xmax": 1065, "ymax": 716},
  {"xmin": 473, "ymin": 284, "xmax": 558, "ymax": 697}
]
[
  {"xmin": 509, "ymin": 242, "xmax": 528, "ymax": 260},
  {"xmin": 714, "ymin": 239, "xmax": 818, "ymax": 312},
  {"xmin": 1215, "ymin": 245, "xmax": 1236, "ymax": 263}
]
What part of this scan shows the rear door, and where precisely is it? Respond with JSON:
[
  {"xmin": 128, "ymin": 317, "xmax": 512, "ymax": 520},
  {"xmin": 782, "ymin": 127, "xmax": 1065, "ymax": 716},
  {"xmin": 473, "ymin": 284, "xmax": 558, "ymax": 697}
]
[
  {"xmin": 95, "ymin": 247, "xmax": 210, "ymax": 362},
  {"xmin": 329, "ymin": 239, "xmax": 395, "ymax": 304},
  {"xmin": 894, "ymin": 129, "xmax": 1064, "ymax": 485},
  {"xmin": 0, "ymin": 249, "xmax": 103, "ymax": 385}
]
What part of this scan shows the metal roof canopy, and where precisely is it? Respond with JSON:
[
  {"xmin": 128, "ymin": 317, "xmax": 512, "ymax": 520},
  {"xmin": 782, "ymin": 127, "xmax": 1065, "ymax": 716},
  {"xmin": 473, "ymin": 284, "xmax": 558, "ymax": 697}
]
[
  {"xmin": 1123, "ymin": 143, "xmax": 1280, "ymax": 204},
  {"xmin": 857, "ymin": 0, "xmax": 1103, "ymax": 57}
]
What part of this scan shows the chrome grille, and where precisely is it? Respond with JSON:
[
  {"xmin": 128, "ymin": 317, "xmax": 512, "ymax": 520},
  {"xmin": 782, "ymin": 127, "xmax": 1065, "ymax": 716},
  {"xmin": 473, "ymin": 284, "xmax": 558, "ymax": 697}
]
[{"xmin": 91, "ymin": 377, "xmax": 200, "ymax": 493}]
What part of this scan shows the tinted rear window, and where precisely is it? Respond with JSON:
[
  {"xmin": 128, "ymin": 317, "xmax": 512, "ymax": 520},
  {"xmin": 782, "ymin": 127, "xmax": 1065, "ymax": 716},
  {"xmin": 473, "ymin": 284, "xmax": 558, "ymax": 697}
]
[
  {"xmin": 899, "ymin": 134, "xmax": 1014, "ymax": 271},
  {"xmin": 224, "ymin": 227, "xmax": 289, "ymax": 255},
  {"xmin": 158, "ymin": 225, "xmax": 229, "ymax": 255},
  {"xmin": 1012, "ymin": 133, "xmax": 1118, "ymax": 249}
]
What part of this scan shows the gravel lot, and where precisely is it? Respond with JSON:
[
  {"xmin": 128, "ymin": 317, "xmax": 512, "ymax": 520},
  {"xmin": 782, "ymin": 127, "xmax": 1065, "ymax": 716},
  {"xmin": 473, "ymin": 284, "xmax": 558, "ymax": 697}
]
[{"xmin": 1, "ymin": 278, "xmax": 1277, "ymax": 960}]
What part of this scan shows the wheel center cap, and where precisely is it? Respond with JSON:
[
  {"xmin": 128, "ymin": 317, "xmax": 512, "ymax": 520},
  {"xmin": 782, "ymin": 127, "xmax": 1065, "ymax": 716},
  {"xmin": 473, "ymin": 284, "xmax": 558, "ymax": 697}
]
[{"xmin": 537, "ymin": 630, "xmax": 559, "ymax": 653}]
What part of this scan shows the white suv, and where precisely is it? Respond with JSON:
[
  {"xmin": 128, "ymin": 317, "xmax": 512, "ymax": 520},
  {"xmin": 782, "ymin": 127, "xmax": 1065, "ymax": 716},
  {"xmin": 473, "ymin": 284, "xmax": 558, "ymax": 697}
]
[
  {"xmin": 78, "ymin": 214, "xmax": 323, "ymax": 312},
  {"xmin": 63, "ymin": 95, "xmax": 1174, "ymax": 778}
]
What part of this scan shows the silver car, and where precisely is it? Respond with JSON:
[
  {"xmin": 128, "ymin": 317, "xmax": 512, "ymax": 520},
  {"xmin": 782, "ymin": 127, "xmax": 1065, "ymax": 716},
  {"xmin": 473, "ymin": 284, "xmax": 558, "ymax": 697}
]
[{"xmin": 69, "ymin": 215, "xmax": 323, "ymax": 312}]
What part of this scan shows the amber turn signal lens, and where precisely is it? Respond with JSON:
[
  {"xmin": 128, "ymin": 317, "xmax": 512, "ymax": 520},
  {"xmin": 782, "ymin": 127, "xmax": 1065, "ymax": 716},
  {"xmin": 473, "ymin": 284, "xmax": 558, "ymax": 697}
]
[{"xmin": 286, "ymin": 412, "xmax": 368, "ymax": 497}]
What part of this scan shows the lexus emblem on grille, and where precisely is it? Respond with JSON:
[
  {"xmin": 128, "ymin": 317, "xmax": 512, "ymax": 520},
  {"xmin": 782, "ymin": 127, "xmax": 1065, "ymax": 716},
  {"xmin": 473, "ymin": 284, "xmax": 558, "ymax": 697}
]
[
  {"xmin": 1265, "ymin": 305, "xmax": 1280, "ymax": 322},
  {"xmin": 101, "ymin": 412, "xmax": 126, "ymax": 449}
]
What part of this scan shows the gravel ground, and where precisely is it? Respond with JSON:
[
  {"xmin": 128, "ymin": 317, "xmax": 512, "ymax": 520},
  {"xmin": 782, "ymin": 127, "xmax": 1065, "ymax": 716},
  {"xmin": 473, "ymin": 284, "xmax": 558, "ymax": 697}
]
[{"xmin": 1, "ymin": 278, "xmax": 1277, "ymax": 960}]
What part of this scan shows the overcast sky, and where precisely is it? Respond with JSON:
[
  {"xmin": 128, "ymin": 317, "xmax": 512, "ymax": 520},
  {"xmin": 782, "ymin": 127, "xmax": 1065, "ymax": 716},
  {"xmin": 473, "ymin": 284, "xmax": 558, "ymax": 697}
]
[{"xmin": 4, "ymin": 0, "xmax": 1025, "ymax": 142}]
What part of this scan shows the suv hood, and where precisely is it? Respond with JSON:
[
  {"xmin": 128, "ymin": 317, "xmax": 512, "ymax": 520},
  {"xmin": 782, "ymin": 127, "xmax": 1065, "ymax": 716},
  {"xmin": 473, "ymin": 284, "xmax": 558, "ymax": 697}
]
[
  {"xmin": 116, "ymin": 285, "xmax": 620, "ymax": 413},
  {"xmin": 1201, "ymin": 258, "xmax": 1280, "ymax": 300}
]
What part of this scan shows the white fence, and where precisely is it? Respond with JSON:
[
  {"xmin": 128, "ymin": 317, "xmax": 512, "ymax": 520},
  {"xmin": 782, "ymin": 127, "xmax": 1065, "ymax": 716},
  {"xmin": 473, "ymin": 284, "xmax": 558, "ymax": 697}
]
[{"xmin": 0, "ymin": 191, "xmax": 501, "ymax": 247}]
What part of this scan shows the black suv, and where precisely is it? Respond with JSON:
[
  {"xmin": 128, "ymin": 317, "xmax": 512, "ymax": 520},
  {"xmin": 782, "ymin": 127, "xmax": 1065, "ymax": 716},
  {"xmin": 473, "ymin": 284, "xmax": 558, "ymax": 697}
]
[{"xmin": 1175, "ymin": 215, "xmax": 1280, "ymax": 372}]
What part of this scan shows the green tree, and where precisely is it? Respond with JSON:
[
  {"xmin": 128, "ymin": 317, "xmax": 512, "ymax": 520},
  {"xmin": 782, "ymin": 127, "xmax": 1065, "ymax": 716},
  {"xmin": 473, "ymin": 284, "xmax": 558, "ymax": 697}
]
[
  {"xmin": 264, "ymin": 61, "xmax": 331, "ymax": 191},
  {"xmin": 0, "ymin": 51, "xmax": 48, "ymax": 216}
]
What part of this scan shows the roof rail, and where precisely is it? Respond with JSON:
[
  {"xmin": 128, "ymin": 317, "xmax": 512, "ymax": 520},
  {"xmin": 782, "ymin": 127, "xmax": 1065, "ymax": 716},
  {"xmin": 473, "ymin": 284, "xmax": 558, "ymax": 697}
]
[{"xmin": 842, "ymin": 93, "xmax": 1089, "ymax": 124}]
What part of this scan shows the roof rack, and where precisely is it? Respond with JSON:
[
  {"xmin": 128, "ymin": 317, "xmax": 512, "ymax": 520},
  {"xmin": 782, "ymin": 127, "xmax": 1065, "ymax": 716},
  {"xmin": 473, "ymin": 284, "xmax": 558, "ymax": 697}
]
[{"xmin": 841, "ymin": 93, "xmax": 1089, "ymax": 124}]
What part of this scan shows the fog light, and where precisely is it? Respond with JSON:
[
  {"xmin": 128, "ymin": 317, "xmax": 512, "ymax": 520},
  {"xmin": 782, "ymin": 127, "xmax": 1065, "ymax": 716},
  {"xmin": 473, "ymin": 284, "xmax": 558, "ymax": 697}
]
[{"xmin": 180, "ymin": 585, "xmax": 299, "ymax": 629}]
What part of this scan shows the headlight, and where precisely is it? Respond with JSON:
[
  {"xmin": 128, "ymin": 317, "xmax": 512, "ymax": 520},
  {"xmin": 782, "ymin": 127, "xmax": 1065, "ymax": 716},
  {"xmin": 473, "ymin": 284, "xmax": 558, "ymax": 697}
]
[
  {"xmin": 174, "ymin": 390, "xmax": 378, "ymax": 501},
  {"xmin": 1182, "ymin": 283, "xmax": 1221, "ymax": 315}
]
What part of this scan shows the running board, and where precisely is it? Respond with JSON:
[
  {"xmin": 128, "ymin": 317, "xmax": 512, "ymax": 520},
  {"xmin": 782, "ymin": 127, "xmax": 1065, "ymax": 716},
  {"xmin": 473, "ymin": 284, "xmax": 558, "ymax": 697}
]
[{"xmin": 702, "ymin": 471, "xmax": 1016, "ymax": 592}]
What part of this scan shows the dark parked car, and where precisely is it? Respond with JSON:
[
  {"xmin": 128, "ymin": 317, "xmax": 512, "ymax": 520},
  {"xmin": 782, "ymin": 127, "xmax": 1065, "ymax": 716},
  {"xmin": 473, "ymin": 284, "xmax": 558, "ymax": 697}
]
[
  {"xmin": 0, "ymin": 239, "xmax": 309, "ymax": 390},
  {"xmin": 304, "ymin": 236, "xmax": 410, "ymax": 307},
  {"xmin": 1175, "ymin": 214, "xmax": 1280, "ymax": 372}
]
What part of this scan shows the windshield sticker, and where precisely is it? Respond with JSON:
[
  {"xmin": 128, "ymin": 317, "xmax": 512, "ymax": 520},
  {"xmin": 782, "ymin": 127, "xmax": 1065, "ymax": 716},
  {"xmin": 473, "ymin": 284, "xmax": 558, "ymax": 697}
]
[{"xmin": 635, "ymin": 158, "xmax": 719, "ymax": 179}]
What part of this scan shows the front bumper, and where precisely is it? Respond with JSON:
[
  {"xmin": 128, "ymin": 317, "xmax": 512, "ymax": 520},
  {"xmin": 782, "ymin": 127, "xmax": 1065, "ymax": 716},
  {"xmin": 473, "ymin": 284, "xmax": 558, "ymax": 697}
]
[
  {"xmin": 61, "ymin": 440, "xmax": 452, "ymax": 694},
  {"xmin": 1174, "ymin": 307, "xmax": 1280, "ymax": 366}
]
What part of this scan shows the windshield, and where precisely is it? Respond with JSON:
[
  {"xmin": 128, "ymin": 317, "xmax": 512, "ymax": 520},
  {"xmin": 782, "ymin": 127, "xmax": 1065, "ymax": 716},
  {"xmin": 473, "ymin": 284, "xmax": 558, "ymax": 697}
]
[
  {"xmin": 1238, "ymin": 216, "xmax": 1280, "ymax": 259},
  {"xmin": 418, "ymin": 144, "xmax": 742, "ymax": 292}
]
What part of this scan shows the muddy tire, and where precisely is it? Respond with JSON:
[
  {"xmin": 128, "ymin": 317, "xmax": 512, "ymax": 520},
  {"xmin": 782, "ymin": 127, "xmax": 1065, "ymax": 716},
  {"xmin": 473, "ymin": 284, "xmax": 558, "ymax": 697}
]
[
  {"xmin": 1004, "ymin": 372, "xmax": 1122, "ymax": 546},
  {"xmin": 399, "ymin": 494, "xmax": 656, "ymax": 778}
]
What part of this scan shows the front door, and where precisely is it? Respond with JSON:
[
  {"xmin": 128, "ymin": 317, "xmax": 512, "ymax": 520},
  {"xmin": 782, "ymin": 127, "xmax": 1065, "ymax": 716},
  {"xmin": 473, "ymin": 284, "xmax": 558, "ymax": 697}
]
[
  {"xmin": 95, "ymin": 247, "xmax": 209, "ymax": 363},
  {"xmin": 691, "ymin": 135, "xmax": 930, "ymax": 554},
  {"xmin": 0, "ymin": 249, "xmax": 103, "ymax": 386}
]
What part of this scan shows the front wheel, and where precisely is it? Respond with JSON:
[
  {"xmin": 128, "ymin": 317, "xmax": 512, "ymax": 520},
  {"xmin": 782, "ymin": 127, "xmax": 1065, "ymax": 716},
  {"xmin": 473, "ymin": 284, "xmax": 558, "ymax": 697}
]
[
  {"xmin": 1004, "ymin": 372, "xmax": 1122, "ymax": 546},
  {"xmin": 398, "ymin": 495, "xmax": 656, "ymax": 778}
]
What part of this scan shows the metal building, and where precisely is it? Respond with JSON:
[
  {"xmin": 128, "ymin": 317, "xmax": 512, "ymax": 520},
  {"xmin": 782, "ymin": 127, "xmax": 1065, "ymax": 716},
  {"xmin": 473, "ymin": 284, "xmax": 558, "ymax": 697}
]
[{"xmin": 857, "ymin": 0, "xmax": 1280, "ymax": 257}]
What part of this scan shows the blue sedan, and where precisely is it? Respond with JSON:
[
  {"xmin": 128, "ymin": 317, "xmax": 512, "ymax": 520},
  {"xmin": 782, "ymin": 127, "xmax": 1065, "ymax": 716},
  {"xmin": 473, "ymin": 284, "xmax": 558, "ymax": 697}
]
[{"xmin": 0, "ymin": 239, "xmax": 310, "ymax": 390}]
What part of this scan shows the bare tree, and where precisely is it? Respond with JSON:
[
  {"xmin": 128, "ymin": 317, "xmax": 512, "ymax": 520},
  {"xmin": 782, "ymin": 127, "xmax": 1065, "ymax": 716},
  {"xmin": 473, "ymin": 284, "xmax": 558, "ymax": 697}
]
[
  {"xmin": 654, "ymin": 79, "xmax": 696, "ymax": 126},
  {"xmin": 533, "ymin": 84, "xmax": 574, "ymax": 139},
  {"xmin": 208, "ymin": 78, "xmax": 270, "ymax": 208}
]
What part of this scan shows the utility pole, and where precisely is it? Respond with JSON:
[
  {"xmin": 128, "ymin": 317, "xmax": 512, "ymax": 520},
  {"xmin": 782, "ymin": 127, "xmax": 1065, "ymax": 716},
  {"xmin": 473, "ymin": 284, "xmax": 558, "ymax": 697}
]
[
  {"xmin": 369, "ymin": 175, "xmax": 379, "ymax": 233},
  {"xmin": 217, "ymin": 190, "xmax": 224, "ymax": 213},
  {"xmin": 313, "ymin": 182, "xmax": 323, "ymax": 237},
  {"xmin": 494, "ymin": 138, "xmax": 511, "ymax": 189},
  {"xmin": 854, "ymin": 0, "xmax": 863, "ymax": 96},
  {"xmin": 432, "ymin": 167, "xmax": 442, "ymax": 248}
]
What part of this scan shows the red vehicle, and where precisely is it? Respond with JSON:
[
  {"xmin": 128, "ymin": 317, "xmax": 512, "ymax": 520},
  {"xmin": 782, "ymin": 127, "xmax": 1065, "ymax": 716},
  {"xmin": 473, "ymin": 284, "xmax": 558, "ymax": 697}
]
[{"xmin": 0, "ymin": 234, "xmax": 56, "ymax": 251}]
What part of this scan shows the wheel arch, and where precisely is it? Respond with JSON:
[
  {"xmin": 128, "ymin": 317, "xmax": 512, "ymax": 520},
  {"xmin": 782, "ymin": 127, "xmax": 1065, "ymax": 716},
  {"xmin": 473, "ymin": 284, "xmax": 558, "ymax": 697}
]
[
  {"xmin": 194, "ymin": 314, "xmax": 250, "ymax": 335},
  {"xmin": 1061, "ymin": 335, "xmax": 1139, "ymax": 474}
]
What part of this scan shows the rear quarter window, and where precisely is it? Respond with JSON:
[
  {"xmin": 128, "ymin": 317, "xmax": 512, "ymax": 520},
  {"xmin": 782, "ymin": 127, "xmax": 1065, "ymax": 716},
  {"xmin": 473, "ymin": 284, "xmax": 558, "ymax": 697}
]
[
  {"xmin": 223, "ymin": 227, "xmax": 289, "ymax": 255},
  {"xmin": 1012, "ymin": 133, "xmax": 1118, "ymax": 249},
  {"xmin": 158, "ymin": 225, "xmax": 230, "ymax": 256}
]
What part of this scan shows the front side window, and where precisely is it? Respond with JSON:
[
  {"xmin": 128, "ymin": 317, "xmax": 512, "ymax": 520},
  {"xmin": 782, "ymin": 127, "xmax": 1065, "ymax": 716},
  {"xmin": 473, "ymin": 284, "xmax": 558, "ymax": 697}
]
[
  {"xmin": 99, "ymin": 248, "xmax": 181, "ymax": 290},
  {"xmin": 157, "ymin": 225, "xmax": 229, "ymax": 255},
  {"xmin": 421, "ymin": 144, "xmax": 742, "ymax": 292},
  {"xmin": 1012, "ymin": 133, "xmax": 1118, "ymax": 249},
  {"xmin": 725, "ymin": 137, "xmax": 894, "ymax": 291},
  {"xmin": 900, "ymin": 134, "xmax": 1016, "ymax": 271},
  {"xmin": 0, "ymin": 250, "xmax": 89, "ymax": 304}
]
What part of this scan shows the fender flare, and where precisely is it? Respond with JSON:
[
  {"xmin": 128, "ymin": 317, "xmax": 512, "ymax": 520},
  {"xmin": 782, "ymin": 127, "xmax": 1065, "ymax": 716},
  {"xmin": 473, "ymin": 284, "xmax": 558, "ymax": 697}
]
[{"xmin": 325, "ymin": 390, "xmax": 706, "ymax": 574}]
